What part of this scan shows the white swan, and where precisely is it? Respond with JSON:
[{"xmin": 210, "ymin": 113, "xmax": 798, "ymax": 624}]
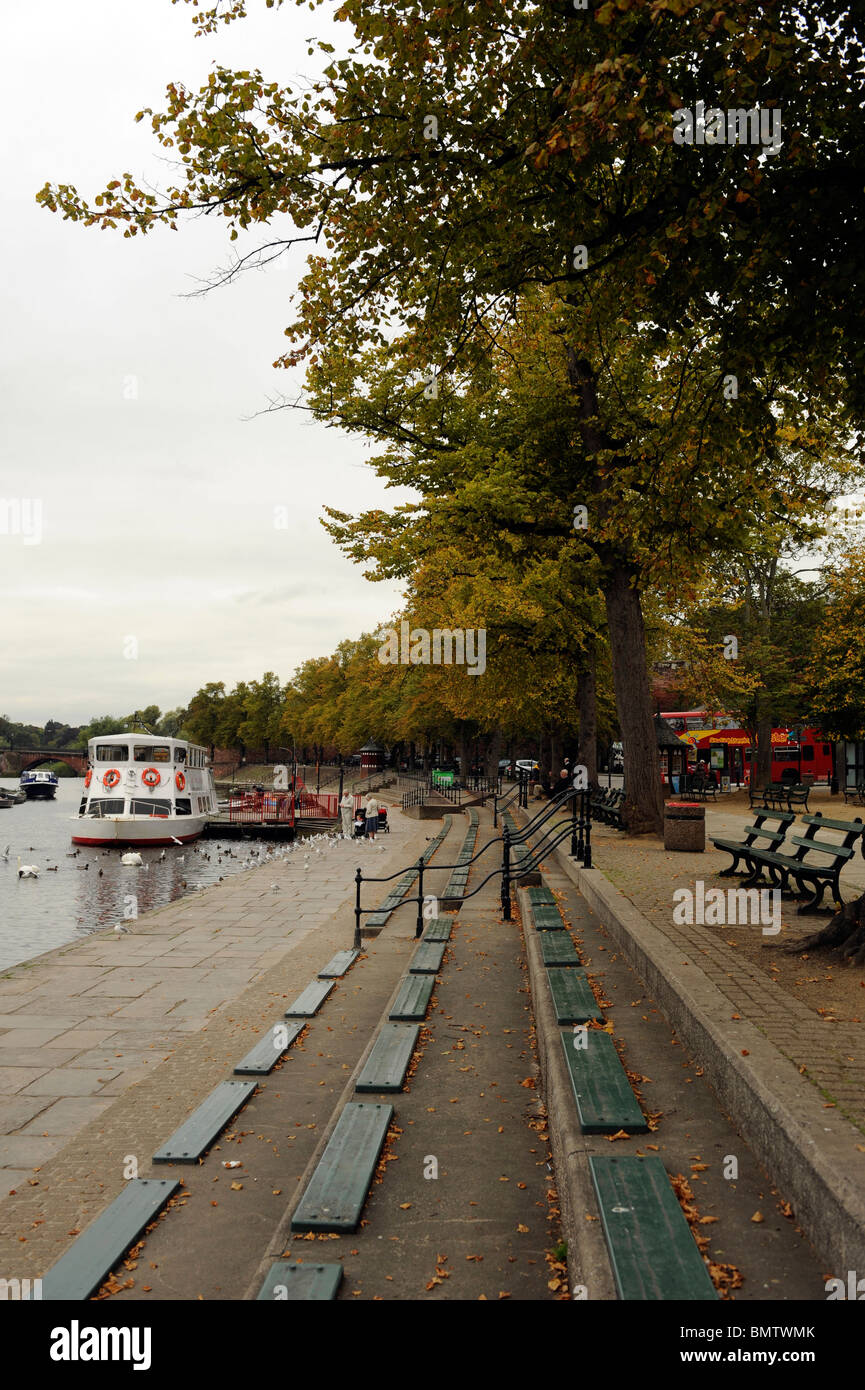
[
  {"xmin": 121, "ymin": 851, "xmax": 144, "ymax": 866},
  {"xmin": 17, "ymin": 858, "xmax": 39, "ymax": 878}
]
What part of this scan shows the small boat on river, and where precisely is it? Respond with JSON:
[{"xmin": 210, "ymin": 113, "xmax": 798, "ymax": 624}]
[
  {"xmin": 20, "ymin": 770, "xmax": 59, "ymax": 800},
  {"xmin": 71, "ymin": 733, "xmax": 218, "ymax": 847}
]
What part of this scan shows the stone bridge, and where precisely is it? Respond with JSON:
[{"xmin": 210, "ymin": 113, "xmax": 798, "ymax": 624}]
[{"xmin": 0, "ymin": 748, "xmax": 88, "ymax": 776}]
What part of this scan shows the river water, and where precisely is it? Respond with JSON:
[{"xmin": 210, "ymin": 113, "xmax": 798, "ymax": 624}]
[{"xmin": 0, "ymin": 778, "xmax": 284, "ymax": 972}]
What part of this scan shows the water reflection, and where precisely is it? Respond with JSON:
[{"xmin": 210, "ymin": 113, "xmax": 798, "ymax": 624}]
[{"xmin": 0, "ymin": 778, "xmax": 286, "ymax": 971}]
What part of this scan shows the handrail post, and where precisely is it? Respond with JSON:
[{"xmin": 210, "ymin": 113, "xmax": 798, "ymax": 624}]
[
  {"xmin": 584, "ymin": 793, "xmax": 592, "ymax": 869},
  {"xmin": 415, "ymin": 856, "xmax": 424, "ymax": 938},
  {"xmin": 493, "ymin": 792, "xmax": 498, "ymax": 829},
  {"xmin": 501, "ymin": 827, "xmax": 512, "ymax": 921},
  {"xmin": 572, "ymin": 786, "xmax": 581, "ymax": 859},
  {"xmin": 354, "ymin": 866, "xmax": 363, "ymax": 951}
]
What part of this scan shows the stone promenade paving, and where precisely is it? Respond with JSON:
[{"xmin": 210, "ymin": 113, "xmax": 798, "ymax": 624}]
[
  {"xmin": 0, "ymin": 813, "xmax": 432, "ymax": 1204},
  {"xmin": 592, "ymin": 796, "xmax": 865, "ymax": 1133}
]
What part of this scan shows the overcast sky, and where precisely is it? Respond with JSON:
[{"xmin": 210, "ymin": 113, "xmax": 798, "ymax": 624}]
[{"xmin": 0, "ymin": 0, "xmax": 410, "ymax": 726}]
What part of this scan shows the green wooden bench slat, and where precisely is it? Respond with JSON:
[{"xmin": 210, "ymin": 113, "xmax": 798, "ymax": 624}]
[
  {"xmin": 257, "ymin": 1262, "xmax": 343, "ymax": 1301},
  {"xmin": 355, "ymin": 1023, "xmax": 420, "ymax": 1092},
  {"xmin": 423, "ymin": 917, "xmax": 453, "ymax": 942},
  {"xmin": 285, "ymin": 978, "xmax": 336, "ymax": 1018},
  {"xmin": 589, "ymin": 1156, "xmax": 717, "ymax": 1300},
  {"xmin": 291, "ymin": 1101, "xmax": 393, "ymax": 1232},
  {"xmin": 153, "ymin": 1080, "xmax": 257, "ymax": 1163},
  {"xmin": 789, "ymin": 836, "xmax": 856, "ymax": 859},
  {"xmin": 318, "ymin": 950, "xmax": 360, "ymax": 979},
  {"xmin": 389, "ymin": 974, "xmax": 435, "ymax": 1021},
  {"xmin": 559, "ymin": 1030, "xmax": 648, "ymax": 1133},
  {"xmin": 546, "ymin": 968, "xmax": 603, "ymax": 1023},
  {"xmin": 803, "ymin": 813, "xmax": 865, "ymax": 834},
  {"xmin": 42, "ymin": 1179, "xmax": 180, "ymax": 1300},
  {"xmin": 410, "ymin": 941, "xmax": 446, "ymax": 974},
  {"xmin": 533, "ymin": 906, "xmax": 565, "ymax": 931},
  {"xmin": 540, "ymin": 932, "xmax": 582, "ymax": 967},
  {"xmin": 234, "ymin": 1019, "xmax": 304, "ymax": 1075},
  {"xmin": 527, "ymin": 886, "xmax": 557, "ymax": 906}
]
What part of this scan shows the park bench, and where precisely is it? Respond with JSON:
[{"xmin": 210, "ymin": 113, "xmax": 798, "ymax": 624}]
[
  {"xmin": 786, "ymin": 783, "xmax": 811, "ymax": 813},
  {"xmin": 843, "ymin": 783, "xmax": 865, "ymax": 806},
  {"xmin": 589, "ymin": 1156, "xmax": 717, "ymax": 1300},
  {"xmin": 741, "ymin": 812, "xmax": 865, "ymax": 913},
  {"xmin": 42, "ymin": 1179, "xmax": 180, "ymax": 1300},
  {"xmin": 285, "ymin": 978, "xmax": 336, "ymax": 1018},
  {"xmin": 682, "ymin": 775, "xmax": 718, "ymax": 802},
  {"xmin": 355, "ymin": 1023, "xmax": 420, "ymax": 1092},
  {"xmin": 291, "ymin": 1101, "xmax": 393, "ymax": 1232},
  {"xmin": 234, "ymin": 1019, "xmax": 304, "ymax": 1076},
  {"xmin": 710, "ymin": 809, "xmax": 795, "ymax": 876},
  {"xmin": 318, "ymin": 949, "xmax": 360, "ymax": 979},
  {"xmin": 153, "ymin": 1080, "xmax": 256, "ymax": 1163},
  {"xmin": 560, "ymin": 1030, "xmax": 648, "ymax": 1135},
  {"xmin": 546, "ymin": 967, "xmax": 604, "ymax": 1024},
  {"xmin": 389, "ymin": 972, "xmax": 435, "ymax": 1020},
  {"xmin": 591, "ymin": 788, "xmax": 625, "ymax": 829},
  {"xmin": 257, "ymin": 1263, "xmax": 343, "ymax": 1301}
]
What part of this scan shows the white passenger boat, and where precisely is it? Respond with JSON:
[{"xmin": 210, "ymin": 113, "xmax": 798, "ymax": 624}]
[{"xmin": 71, "ymin": 733, "xmax": 217, "ymax": 846}]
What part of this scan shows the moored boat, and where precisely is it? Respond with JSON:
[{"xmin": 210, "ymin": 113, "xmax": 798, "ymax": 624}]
[
  {"xmin": 71, "ymin": 733, "xmax": 218, "ymax": 846},
  {"xmin": 20, "ymin": 769, "xmax": 59, "ymax": 800}
]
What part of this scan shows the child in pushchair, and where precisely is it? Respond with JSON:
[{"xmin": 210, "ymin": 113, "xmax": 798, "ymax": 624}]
[{"xmin": 353, "ymin": 810, "xmax": 367, "ymax": 838}]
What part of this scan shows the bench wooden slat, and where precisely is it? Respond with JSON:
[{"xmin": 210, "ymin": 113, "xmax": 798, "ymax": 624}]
[
  {"xmin": 318, "ymin": 949, "xmax": 360, "ymax": 979},
  {"xmin": 389, "ymin": 974, "xmax": 435, "ymax": 1020},
  {"xmin": 153, "ymin": 1080, "xmax": 257, "ymax": 1163},
  {"xmin": 355, "ymin": 1023, "xmax": 420, "ymax": 1092},
  {"xmin": 560, "ymin": 1030, "xmax": 648, "ymax": 1133},
  {"xmin": 540, "ymin": 932, "xmax": 582, "ymax": 967},
  {"xmin": 291, "ymin": 1101, "xmax": 393, "ymax": 1233},
  {"xmin": 589, "ymin": 1155, "xmax": 717, "ymax": 1300},
  {"xmin": 257, "ymin": 1262, "xmax": 343, "ymax": 1301},
  {"xmin": 527, "ymin": 886, "xmax": 557, "ymax": 906},
  {"xmin": 285, "ymin": 978, "xmax": 336, "ymax": 1018},
  {"xmin": 423, "ymin": 917, "xmax": 453, "ymax": 942},
  {"xmin": 410, "ymin": 941, "xmax": 446, "ymax": 974},
  {"xmin": 790, "ymin": 836, "xmax": 856, "ymax": 859},
  {"xmin": 42, "ymin": 1179, "xmax": 180, "ymax": 1300},
  {"xmin": 546, "ymin": 968, "xmax": 603, "ymax": 1023},
  {"xmin": 532, "ymin": 906, "xmax": 565, "ymax": 931},
  {"xmin": 234, "ymin": 1020, "xmax": 304, "ymax": 1075}
]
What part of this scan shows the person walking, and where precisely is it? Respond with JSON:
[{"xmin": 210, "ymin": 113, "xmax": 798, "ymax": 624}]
[
  {"xmin": 364, "ymin": 792, "xmax": 380, "ymax": 842},
  {"xmin": 339, "ymin": 789, "xmax": 354, "ymax": 840}
]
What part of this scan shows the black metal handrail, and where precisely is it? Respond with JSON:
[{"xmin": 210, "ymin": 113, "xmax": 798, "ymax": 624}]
[{"xmin": 402, "ymin": 786, "xmax": 428, "ymax": 810}]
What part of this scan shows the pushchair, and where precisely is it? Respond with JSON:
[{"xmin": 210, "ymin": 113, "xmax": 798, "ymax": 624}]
[
  {"xmin": 377, "ymin": 807, "xmax": 390, "ymax": 833},
  {"xmin": 353, "ymin": 812, "xmax": 367, "ymax": 838}
]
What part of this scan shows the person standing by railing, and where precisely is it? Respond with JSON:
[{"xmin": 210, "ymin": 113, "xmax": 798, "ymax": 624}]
[
  {"xmin": 364, "ymin": 792, "xmax": 380, "ymax": 842},
  {"xmin": 339, "ymin": 789, "xmax": 354, "ymax": 840}
]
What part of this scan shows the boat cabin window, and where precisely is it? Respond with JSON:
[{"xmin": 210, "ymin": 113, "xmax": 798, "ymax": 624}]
[
  {"xmin": 129, "ymin": 798, "xmax": 172, "ymax": 816},
  {"xmin": 175, "ymin": 798, "xmax": 191, "ymax": 815},
  {"xmin": 134, "ymin": 745, "xmax": 171, "ymax": 762},
  {"xmin": 175, "ymin": 748, "xmax": 187, "ymax": 764},
  {"xmin": 86, "ymin": 798, "xmax": 126, "ymax": 817},
  {"xmin": 95, "ymin": 745, "xmax": 129, "ymax": 762}
]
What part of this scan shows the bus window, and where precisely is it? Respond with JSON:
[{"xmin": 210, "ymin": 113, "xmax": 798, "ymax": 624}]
[
  {"xmin": 801, "ymin": 745, "xmax": 814, "ymax": 760},
  {"xmin": 823, "ymin": 744, "xmax": 832, "ymax": 756}
]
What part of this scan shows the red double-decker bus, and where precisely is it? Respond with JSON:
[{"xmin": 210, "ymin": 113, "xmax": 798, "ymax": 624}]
[{"xmin": 661, "ymin": 711, "xmax": 833, "ymax": 785}]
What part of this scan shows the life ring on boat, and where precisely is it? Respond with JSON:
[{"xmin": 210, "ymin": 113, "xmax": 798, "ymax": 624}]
[
  {"xmin": 175, "ymin": 771, "xmax": 186, "ymax": 791},
  {"xmin": 142, "ymin": 767, "xmax": 161, "ymax": 789},
  {"xmin": 102, "ymin": 768, "xmax": 120, "ymax": 789},
  {"xmin": 84, "ymin": 771, "xmax": 92, "ymax": 788}
]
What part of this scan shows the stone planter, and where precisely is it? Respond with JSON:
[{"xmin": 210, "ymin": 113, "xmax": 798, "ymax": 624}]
[{"xmin": 664, "ymin": 801, "xmax": 705, "ymax": 852}]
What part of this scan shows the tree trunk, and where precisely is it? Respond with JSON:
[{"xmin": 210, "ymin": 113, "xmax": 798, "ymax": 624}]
[
  {"xmin": 550, "ymin": 731, "xmax": 563, "ymax": 784},
  {"xmin": 833, "ymin": 740, "xmax": 845, "ymax": 795},
  {"xmin": 601, "ymin": 566, "xmax": 664, "ymax": 835},
  {"xmin": 484, "ymin": 729, "xmax": 503, "ymax": 782},
  {"xmin": 457, "ymin": 725, "xmax": 472, "ymax": 784},
  {"xmin": 755, "ymin": 709, "xmax": 773, "ymax": 788},
  {"xmin": 577, "ymin": 647, "xmax": 598, "ymax": 785},
  {"xmin": 784, "ymin": 893, "xmax": 865, "ymax": 966}
]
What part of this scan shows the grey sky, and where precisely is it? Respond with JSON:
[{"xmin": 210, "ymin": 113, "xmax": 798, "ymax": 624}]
[{"xmin": 1, "ymin": 0, "xmax": 409, "ymax": 726}]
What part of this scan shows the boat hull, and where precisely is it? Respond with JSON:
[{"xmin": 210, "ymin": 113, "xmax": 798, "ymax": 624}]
[
  {"xmin": 70, "ymin": 815, "xmax": 207, "ymax": 847},
  {"xmin": 22, "ymin": 785, "xmax": 58, "ymax": 800}
]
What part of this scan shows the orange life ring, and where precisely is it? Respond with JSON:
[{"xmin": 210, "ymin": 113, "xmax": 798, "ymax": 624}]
[
  {"xmin": 175, "ymin": 771, "xmax": 186, "ymax": 791},
  {"xmin": 102, "ymin": 768, "xmax": 120, "ymax": 789},
  {"xmin": 142, "ymin": 767, "xmax": 161, "ymax": 788},
  {"xmin": 84, "ymin": 770, "xmax": 92, "ymax": 788}
]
